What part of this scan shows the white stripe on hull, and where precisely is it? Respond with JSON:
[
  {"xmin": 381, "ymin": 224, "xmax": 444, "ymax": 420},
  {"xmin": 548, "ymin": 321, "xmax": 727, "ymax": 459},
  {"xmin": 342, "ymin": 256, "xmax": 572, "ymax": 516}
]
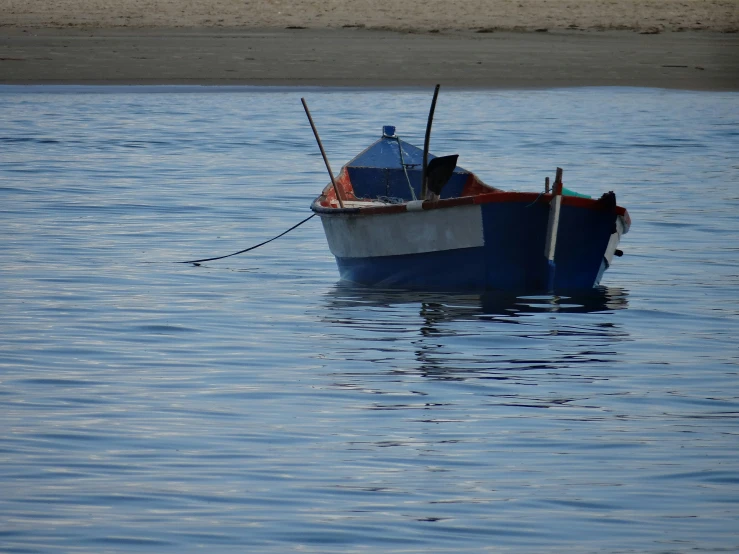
[
  {"xmin": 595, "ymin": 214, "xmax": 627, "ymax": 285},
  {"xmin": 603, "ymin": 215, "xmax": 627, "ymax": 267},
  {"xmin": 320, "ymin": 204, "xmax": 484, "ymax": 259}
]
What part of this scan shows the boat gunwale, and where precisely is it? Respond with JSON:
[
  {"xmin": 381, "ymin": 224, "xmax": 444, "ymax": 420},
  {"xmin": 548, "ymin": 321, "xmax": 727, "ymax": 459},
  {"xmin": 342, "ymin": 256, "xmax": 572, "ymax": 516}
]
[{"xmin": 311, "ymin": 191, "xmax": 629, "ymax": 220}]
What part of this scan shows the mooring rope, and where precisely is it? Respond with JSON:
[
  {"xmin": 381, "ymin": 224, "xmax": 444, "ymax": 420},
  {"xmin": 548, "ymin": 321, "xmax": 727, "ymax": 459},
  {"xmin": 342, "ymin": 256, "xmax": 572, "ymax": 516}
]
[
  {"xmin": 179, "ymin": 213, "xmax": 317, "ymax": 265},
  {"xmin": 525, "ymin": 190, "xmax": 548, "ymax": 208}
]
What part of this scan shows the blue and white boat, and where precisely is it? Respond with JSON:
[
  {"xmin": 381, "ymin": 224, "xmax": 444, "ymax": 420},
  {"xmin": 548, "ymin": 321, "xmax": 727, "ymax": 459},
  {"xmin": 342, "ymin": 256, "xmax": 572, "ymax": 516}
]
[{"xmin": 310, "ymin": 124, "xmax": 630, "ymax": 292}]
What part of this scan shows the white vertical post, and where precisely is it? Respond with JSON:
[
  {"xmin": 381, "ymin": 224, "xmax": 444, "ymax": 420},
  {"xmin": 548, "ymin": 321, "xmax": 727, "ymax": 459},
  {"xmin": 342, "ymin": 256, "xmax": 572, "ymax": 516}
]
[{"xmin": 544, "ymin": 168, "xmax": 563, "ymax": 292}]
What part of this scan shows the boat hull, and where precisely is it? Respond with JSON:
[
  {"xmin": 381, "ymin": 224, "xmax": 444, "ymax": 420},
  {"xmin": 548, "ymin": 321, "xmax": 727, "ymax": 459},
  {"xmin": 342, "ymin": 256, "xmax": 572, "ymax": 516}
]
[{"xmin": 320, "ymin": 199, "xmax": 625, "ymax": 291}]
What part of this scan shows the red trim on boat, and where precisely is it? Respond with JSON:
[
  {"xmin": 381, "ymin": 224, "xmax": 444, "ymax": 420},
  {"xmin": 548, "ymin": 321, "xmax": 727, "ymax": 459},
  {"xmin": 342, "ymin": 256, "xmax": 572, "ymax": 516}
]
[{"xmin": 315, "ymin": 169, "xmax": 627, "ymax": 218}]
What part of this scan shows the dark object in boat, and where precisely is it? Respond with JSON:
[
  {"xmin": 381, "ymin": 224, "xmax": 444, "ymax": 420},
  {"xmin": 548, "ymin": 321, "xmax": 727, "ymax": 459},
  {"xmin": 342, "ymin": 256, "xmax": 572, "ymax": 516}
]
[{"xmin": 426, "ymin": 154, "xmax": 459, "ymax": 197}]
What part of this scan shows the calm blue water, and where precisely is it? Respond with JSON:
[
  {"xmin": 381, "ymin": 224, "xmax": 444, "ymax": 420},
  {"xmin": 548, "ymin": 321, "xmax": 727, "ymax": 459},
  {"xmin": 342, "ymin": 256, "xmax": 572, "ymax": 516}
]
[{"xmin": 1, "ymin": 86, "xmax": 738, "ymax": 553}]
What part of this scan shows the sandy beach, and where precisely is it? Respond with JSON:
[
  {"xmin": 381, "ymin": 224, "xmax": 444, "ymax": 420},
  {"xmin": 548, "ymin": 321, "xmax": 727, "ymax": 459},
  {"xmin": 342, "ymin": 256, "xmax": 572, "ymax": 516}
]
[
  {"xmin": 4, "ymin": 0, "xmax": 738, "ymax": 32},
  {"xmin": 1, "ymin": 1, "xmax": 738, "ymax": 89}
]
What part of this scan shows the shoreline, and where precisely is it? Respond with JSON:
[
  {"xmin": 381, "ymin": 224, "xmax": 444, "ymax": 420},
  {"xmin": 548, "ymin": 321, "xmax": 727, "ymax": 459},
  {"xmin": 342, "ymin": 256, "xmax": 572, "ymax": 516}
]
[{"xmin": 1, "ymin": 28, "xmax": 738, "ymax": 91}]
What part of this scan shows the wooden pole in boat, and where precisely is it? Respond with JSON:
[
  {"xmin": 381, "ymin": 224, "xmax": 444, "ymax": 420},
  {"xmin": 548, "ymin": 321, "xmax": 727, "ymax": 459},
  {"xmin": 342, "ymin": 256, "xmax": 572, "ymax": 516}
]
[
  {"xmin": 301, "ymin": 98, "xmax": 344, "ymax": 209},
  {"xmin": 544, "ymin": 167, "xmax": 564, "ymax": 292},
  {"xmin": 421, "ymin": 84, "xmax": 441, "ymax": 200}
]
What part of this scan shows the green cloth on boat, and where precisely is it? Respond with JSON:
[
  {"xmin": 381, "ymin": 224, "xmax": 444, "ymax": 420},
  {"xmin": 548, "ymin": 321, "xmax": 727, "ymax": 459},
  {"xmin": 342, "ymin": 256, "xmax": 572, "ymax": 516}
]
[{"xmin": 562, "ymin": 187, "xmax": 591, "ymax": 199}]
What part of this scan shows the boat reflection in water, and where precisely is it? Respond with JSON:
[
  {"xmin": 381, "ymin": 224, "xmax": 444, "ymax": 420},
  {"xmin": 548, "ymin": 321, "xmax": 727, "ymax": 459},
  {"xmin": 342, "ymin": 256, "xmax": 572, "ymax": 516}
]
[
  {"xmin": 319, "ymin": 285, "xmax": 630, "ymax": 384},
  {"xmin": 322, "ymin": 283, "xmax": 629, "ymax": 323}
]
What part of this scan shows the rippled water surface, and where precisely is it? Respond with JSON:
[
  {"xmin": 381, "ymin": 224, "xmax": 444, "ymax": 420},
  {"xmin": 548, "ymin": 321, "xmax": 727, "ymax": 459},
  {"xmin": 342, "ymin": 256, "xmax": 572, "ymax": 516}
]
[{"xmin": 1, "ymin": 86, "xmax": 738, "ymax": 553}]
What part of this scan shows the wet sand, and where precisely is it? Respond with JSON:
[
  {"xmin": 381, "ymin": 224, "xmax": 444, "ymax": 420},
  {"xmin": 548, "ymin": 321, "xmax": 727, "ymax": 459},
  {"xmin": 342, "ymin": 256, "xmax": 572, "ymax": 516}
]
[{"xmin": 1, "ymin": 27, "xmax": 738, "ymax": 90}]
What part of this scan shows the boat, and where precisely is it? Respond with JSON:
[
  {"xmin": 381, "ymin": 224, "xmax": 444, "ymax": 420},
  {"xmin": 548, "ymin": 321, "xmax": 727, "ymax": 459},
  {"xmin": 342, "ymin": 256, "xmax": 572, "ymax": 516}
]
[{"xmin": 304, "ymin": 91, "xmax": 631, "ymax": 292}]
